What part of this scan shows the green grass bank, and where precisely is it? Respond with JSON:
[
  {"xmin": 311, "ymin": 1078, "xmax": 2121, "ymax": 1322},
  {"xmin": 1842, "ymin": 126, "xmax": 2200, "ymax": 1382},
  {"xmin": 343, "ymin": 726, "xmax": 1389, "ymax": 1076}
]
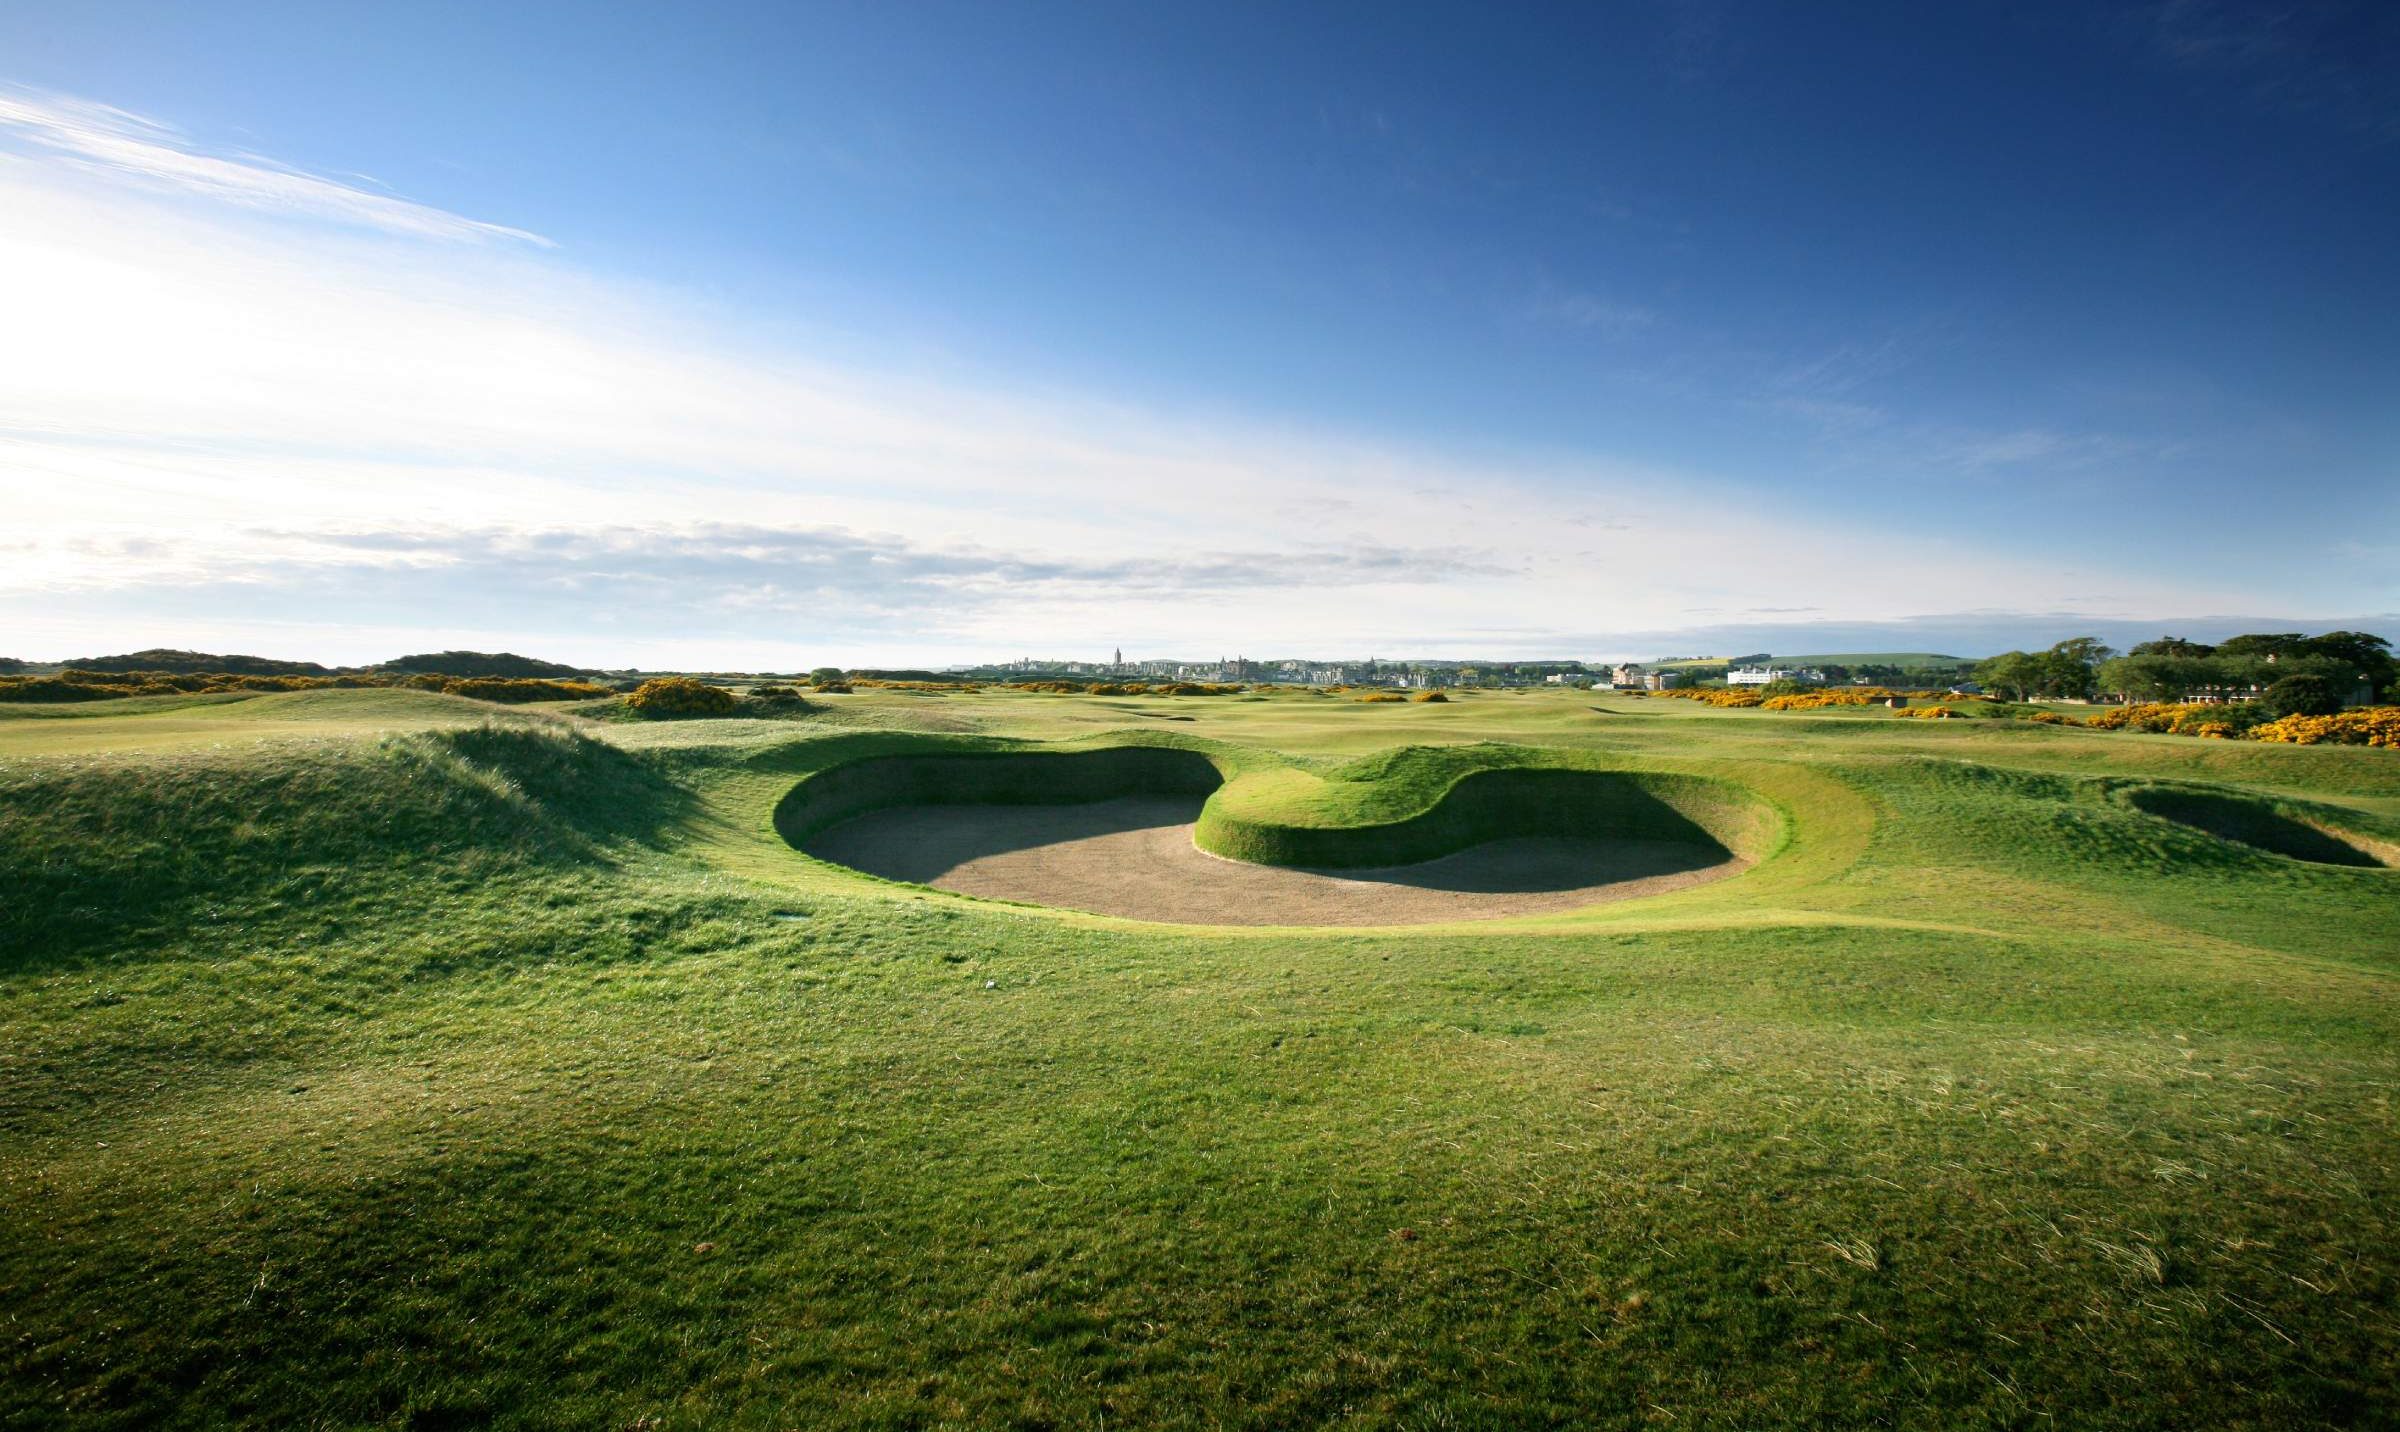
[{"xmin": 1, "ymin": 685, "xmax": 2395, "ymax": 1429}]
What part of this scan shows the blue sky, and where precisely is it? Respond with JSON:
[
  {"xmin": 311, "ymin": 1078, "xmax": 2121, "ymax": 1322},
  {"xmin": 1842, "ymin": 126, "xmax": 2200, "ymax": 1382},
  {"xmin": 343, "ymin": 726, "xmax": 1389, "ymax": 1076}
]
[{"xmin": 2, "ymin": 1, "xmax": 2394, "ymax": 665}]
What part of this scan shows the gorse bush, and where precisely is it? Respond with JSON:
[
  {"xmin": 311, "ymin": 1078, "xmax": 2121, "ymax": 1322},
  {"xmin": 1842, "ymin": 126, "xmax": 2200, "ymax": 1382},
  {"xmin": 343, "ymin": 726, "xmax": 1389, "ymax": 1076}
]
[
  {"xmin": 623, "ymin": 676, "xmax": 738, "ymax": 718},
  {"xmin": 1651, "ymin": 686, "xmax": 1992, "ymax": 715},
  {"xmin": 2085, "ymin": 703, "xmax": 2189, "ymax": 733},
  {"xmin": 1413, "ymin": 691, "xmax": 1449, "ymax": 703},
  {"xmin": 441, "ymin": 677, "xmax": 613, "ymax": 704},
  {"xmin": 2249, "ymin": 708, "xmax": 2400, "ymax": 747},
  {"xmin": 1761, "ymin": 691, "xmax": 1881, "ymax": 711},
  {"xmin": 2084, "ymin": 702, "xmax": 2270, "ymax": 736},
  {"xmin": 1656, "ymin": 688, "xmax": 1765, "ymax": 708},
  {"xmin": 2065, "ymin": 700, "xmax": 2400, "ymax": 745},
  {"xmin": 0, "ymin": 679, "xmax": 128, "ymax": 703}
]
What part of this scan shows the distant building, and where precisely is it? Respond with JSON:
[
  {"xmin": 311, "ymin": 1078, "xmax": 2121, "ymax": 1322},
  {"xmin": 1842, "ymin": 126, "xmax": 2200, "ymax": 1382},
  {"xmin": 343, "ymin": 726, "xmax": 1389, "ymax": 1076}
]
[
  {"xmin": 1727, "ymin": 666, "xmax": 1824, "ymax": 687},
  {"xmin": 1611, "ymin": 663, "xmax": 1645, "ymax": 688},
  {"xmin": 2180, "ymin": 685, "xmax": 2266, "ymax": 706},
  {"xmin": 1645, "ymin": 671, "xmax": 1680, "ymax": 690}
]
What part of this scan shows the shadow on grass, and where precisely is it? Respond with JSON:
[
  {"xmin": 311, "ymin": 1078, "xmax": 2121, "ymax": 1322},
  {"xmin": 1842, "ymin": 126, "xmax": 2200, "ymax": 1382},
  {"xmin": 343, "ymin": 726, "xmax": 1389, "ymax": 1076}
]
[{"xmin": 2122, "ymin": 788, "xmax": 2391, "ymax": 869}]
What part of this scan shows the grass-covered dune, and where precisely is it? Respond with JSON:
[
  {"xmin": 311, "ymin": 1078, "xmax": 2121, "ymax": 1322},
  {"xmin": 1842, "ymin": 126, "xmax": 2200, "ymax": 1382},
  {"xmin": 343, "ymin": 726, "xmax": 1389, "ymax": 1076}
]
[
  {"xmin": 2, "ymin": 685, "xmax": 2397, "ymax": 1428},
  {"xmin": 1200, "ymin": 763, "xmax": 1769, "ymax": 868},
  {"xmin": 0, "ymin": 719, "xmax": 690, "ymax": 967}
]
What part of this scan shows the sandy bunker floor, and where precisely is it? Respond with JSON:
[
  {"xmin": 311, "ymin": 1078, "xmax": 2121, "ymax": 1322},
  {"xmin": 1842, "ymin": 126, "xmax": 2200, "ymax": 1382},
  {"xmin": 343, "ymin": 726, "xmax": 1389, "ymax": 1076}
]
[{"xmin": 806, "ymin": 795, "xmax": 1745, "ymax": 925}]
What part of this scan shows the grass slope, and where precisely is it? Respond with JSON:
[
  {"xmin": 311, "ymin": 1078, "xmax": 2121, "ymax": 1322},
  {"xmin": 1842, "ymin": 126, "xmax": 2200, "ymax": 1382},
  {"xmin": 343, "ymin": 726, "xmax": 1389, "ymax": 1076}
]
[{"xmin": 2, "ymin": 686, "xmax": 2395, "ymax": 1429}]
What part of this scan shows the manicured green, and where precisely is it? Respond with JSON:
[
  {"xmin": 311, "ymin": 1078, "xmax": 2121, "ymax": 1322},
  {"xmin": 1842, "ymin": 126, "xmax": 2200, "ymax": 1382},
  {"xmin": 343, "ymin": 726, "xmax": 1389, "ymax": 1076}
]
[{"xmin": 2, "ymin": 685, "xmax": 2396, "ymax": 1429}]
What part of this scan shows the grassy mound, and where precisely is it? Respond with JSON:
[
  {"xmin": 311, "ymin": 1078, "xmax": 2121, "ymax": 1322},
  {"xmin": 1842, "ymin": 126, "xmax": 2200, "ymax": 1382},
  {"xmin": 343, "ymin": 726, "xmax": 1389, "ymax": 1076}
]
[
  {"xmin": 1195, "ymin": 743, "xmax": 1782, "ymax": 870},
  {"xmin": 0, "ymin": 721, "xmax": 687, "ymax": 967}
]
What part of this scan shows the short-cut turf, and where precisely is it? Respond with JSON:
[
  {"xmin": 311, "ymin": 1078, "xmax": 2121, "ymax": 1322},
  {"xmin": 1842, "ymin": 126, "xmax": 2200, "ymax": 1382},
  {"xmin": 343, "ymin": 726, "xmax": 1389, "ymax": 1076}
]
[{"xmin": 2, "ymin": 685, "xmax": 2395, "ymax": 1429}]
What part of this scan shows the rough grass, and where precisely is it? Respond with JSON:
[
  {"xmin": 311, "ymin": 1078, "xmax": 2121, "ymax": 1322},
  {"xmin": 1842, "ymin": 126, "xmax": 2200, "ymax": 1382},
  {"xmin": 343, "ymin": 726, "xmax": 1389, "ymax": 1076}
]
[
  {"xmin": 1, "ymin": 687, "xmax": 2395, "ymax": 1429},
  {"xmin": 0, "ymin": 722, "xmax": 689, "ymax": 969}
]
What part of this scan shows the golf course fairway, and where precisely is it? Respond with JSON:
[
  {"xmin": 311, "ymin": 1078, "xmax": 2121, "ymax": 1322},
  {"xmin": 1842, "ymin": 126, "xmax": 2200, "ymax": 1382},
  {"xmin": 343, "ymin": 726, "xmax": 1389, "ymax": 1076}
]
[{"xmin": 3, "ymin": 683, "xmax": 2396, "ymax": 1428}]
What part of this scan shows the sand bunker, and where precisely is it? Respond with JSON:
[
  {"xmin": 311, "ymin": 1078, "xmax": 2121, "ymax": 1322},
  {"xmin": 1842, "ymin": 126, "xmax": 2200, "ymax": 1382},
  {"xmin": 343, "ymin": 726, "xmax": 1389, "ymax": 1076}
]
[
  {"xmin": 2123, "ymin": 788, "xmax": 2394, "ymax": 868},
  {"xmin": 805, "ymin": 795, "xmax": 1745, "ymax": 925}
]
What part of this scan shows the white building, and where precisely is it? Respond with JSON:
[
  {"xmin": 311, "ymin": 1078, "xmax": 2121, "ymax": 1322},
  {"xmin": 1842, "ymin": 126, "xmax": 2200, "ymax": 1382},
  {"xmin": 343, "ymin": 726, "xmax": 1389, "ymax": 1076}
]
[{"xmin": 1727, "ymin": 666, "xmax": 1803, "ymax": 687}]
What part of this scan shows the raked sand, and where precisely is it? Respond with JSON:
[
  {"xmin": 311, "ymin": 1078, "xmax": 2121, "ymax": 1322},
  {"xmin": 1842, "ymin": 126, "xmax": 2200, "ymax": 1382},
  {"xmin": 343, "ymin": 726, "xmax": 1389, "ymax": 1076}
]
[{"xmin": 805, "ymin": 794, "xmax": 1744, "ymax": 926}]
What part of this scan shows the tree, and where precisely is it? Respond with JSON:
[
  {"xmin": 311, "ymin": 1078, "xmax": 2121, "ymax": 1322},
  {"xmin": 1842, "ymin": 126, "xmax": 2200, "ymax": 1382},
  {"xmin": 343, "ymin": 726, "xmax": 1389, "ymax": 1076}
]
[
  {"xmin": 2264, "ymin": 673, "xmax": 2343, "ymax": 718},
  {"xmin": 2303, "ymin": 632, "xmax": 2394, "ymax": 698},
  {"xmin": 2040, "ymin": 652, "xmax": 2095, "ymax": 700},
  {"xmin": 808, "ymin": 667, "xmax": 847, "ymax": 687},
  {"xmin": 2100, "ymin": 654, "xmax": 2201, "ymax": 703},
  {"xmin": 2130, "ymin": 637, "xmax": 2213, "ymax": 658},
  {"xmin": 2216, "ymin": 633, "xmax": 2311, "ymax": 660},
  {"xmin": 1974, "ymin": 651, "xmax": 2045, "ymax": 702},
  {"xmin": 2040, "ymin": 638, "xmax": 2115, "ymax": 700},
  {"xmin": 1977, "ymin": 639, "xmax": 2115, "ymax": 701}
]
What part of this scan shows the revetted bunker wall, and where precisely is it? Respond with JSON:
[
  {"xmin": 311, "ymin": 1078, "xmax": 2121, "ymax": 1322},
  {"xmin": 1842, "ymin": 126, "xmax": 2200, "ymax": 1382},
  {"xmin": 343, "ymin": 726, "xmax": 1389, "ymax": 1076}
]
[
  {"xmin": 1195, "ymin": 767, "xmax": 1781, "ymax": 870},
  {"xmin": 2119, "ymin": 786, "xmax": 2394, "ymax": 869},
  {"xmin": 774, "ymin": 746, "xmax": 1225, "ymax": 848}
]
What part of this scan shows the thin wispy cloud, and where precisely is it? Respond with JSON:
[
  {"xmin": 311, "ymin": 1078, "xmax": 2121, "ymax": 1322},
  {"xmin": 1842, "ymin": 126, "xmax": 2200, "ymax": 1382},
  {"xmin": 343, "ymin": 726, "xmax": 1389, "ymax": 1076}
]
[
  {"xmin": 0, "ymin": 89, "xmax": 550, "ymax": 245},
  {"xmin": 258, "ymin": 525, "xmax": 1520, "ymax": 599},
  {"xmin": 0, "ymin": 84, "xmax": 2350, "ymax": 665}
]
